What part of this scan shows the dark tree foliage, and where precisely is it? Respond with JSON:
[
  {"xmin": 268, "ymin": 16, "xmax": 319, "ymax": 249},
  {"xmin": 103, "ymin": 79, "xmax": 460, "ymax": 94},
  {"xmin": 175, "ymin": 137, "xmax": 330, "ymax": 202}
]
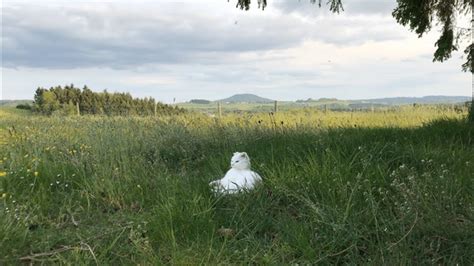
[
  {"xmin": 32, "ymin": 85, "xmax": 184, "ymax": 116},
  {"xmin": 234, "ymin": 0, "xmax": 473, "ymax": 73}
]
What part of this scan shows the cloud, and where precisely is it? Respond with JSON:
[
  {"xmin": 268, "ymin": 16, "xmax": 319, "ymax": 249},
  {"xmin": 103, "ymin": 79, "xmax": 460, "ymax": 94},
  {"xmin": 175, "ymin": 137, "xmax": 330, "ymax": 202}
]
[
  {"xmin": 2, "ymin": 1, "xmax": 405, "ymax": 69},
  {"xmin": 273, "ymin": 0, "xmax": 396, "ymax": 16}
]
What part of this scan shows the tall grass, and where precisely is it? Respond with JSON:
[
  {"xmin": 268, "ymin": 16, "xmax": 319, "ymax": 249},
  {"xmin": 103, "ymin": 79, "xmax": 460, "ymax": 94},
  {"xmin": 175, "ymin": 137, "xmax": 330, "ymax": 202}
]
[
  {"xmin": 469, "ymin": 100, "xmax": 474, "ymax": 122},
  {"xmin": 0, "ymin": 107, "xmax": 473, "ymax": 264}
]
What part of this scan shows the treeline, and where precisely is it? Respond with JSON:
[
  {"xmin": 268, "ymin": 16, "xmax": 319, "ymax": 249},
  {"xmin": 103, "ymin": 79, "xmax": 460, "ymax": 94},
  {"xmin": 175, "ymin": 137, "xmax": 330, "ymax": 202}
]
[
  {"xmin": 33, "ymin": 85, "xmax": 184, "ymax": 116},
  {"xmin": 189, "ymin": 99, "xmax": 211, "ymax": 104}
]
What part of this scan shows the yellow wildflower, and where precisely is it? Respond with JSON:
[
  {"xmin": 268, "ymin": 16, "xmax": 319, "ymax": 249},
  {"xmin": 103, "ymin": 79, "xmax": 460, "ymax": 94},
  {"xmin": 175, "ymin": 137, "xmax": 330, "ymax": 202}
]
[
  {"xmin": 34, "ymin": 171, "xmax": 39, "ymax": 177},
  {"xmin": 0, "ymin": 171, "xmax": 6, "ymax": 177}
]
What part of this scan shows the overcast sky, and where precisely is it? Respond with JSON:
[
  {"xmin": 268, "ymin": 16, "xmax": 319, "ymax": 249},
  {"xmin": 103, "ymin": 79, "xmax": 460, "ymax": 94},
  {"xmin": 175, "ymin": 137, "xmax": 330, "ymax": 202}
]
[{"xmin": 1, "ymin": 0, "xmax": 471, "ymax": 102}]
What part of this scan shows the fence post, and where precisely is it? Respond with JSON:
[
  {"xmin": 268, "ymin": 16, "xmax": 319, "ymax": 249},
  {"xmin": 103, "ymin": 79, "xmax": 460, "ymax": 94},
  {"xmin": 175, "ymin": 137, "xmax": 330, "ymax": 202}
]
[
  {"xmin": 154, "ymin": 102, "xmax": 158, "ymax": 116},
  {"xmin": 217, "ymin": 102, "xmax": 222, "ymax": 118},
  {"xmin": 274, "ymin": 100, "xmax": 278, "ymax": 113},
  {"xmin": 76, "ymin": 102, "xmax": 80, "ymax": 116}
]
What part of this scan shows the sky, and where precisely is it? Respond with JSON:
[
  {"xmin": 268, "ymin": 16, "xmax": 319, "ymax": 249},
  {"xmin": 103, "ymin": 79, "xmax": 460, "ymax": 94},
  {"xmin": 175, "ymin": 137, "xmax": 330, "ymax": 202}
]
[{"xmin": 1, "ymin": 0, "xmax": 472, "ymax": 103}]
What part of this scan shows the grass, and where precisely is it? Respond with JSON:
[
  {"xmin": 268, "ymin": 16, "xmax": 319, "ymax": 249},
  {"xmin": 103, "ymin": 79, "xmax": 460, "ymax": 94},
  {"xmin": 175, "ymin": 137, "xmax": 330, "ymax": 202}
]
[
  {"xmin": 0, "ymin": 106, "xmax": 473, "ymax": 264},
  {"xmin": 177, "ymin": 100, "xmax": 469, "ymax": 114}
]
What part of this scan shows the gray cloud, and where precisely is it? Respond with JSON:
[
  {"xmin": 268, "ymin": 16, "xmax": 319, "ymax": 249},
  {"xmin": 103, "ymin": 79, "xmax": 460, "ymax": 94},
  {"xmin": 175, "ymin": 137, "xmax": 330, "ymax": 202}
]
[
  {"xmin": 273, "ymin": 0, "xmax": 396, "ymax": 16},
  {"xmin": 343, "ymin": 0, "xmax": 397, "ymax": 15},
  {"xmin": 2, "ymin": 2, "xmax": 404, "ymax": 69}
]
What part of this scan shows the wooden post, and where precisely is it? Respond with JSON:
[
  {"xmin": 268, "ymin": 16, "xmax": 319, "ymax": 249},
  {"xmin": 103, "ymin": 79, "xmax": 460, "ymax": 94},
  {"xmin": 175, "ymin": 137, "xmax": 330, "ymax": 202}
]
[
  {"xmin": 217, "ymin": 102, "xmax": 222, "ymax": 118},
  {"xmin": 324, "ymin": 104, "xmax": 328, "ymax": 113},
  {"xmin": 274, "ymin": 100, "xmax": 278, "ymax": 113},
  {"xmin": 76, "ymin": 102, "xmax": 80, "ymax": 116},
  {"xmin": 371, "ymin": 105, "xmax": 374, "ymax": 113},
  {"xmin": 154, "ymin": 102, "xmax": 158, "ymax": 116}
]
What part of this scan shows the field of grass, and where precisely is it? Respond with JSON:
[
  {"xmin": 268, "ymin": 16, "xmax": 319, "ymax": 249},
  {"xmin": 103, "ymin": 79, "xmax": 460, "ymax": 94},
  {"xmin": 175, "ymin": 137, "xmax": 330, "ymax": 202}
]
[
  {"xmin": 177, "ymin": 101, "xmax": 358, "ymax": 113},
  {"xmin": 177, "ymin": 100, "xmax": 469, "ymax": 114},
  {"xmin": 0, "ymin": 106, "xmax": 473, "ymax": 264}
]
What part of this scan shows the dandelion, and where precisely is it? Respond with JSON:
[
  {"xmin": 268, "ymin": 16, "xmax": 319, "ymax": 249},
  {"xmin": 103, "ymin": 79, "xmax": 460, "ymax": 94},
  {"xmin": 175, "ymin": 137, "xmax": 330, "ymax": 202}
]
[
  {"xmin": 0, "ymin": 171, "xmax": 6, "ymax": 177},
  {"xmin": 34, "ymin": 171, "xmax": 39, "ymax": 177}
]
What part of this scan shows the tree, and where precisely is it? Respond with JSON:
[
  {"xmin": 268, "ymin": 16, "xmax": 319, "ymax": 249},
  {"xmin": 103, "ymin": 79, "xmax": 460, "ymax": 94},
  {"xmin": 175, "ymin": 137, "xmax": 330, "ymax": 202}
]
[
  {"xmin": 33, "ymin": 87, "xmax": 46, "ymax": 112},
  {"xmin": 234, "ymin": 0, "xmax": 472, "ymax": 73},
  {"xmin": 42, "ymin": 91, "xmax": 61, "ymax": 115}
]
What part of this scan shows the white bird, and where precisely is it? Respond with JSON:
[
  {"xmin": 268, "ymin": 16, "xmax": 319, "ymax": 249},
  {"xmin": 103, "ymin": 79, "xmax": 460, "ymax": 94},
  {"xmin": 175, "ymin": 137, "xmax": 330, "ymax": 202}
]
[{"xmin": 209, "ymin": 152, "xmax": 262, "ymax": 195}]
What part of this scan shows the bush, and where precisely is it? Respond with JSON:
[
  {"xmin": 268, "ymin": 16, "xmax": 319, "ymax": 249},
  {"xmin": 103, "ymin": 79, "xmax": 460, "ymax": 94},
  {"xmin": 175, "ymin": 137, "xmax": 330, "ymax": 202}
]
[
  {"xmin": 16, "ymin": 104, "xmax": 32, "ymax": 110},
  {"xmin": 190, "ymin": 99, "xmax": 211, "ymax": 104}
]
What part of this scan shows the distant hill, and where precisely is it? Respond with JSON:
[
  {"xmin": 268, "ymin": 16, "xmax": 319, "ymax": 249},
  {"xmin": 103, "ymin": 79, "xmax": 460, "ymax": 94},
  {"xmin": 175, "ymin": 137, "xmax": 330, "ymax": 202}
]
[
  {"xmin": 353, "ymin": 96, "xmax": 471, "ymax": 105},
  {"xmin": 0, "ymin": 100, "xmax": 33, "ymax": 107},
  {"xmin": 296, "ymin": 96, "xmax": 471, "ymax": 106},
  {"xmin": 296, "ymin": 98, "xmax": 339, "ymax": 103},
  {"xmin": 217, "ymin": 94, "xmax": 273, "ymax": 103}
]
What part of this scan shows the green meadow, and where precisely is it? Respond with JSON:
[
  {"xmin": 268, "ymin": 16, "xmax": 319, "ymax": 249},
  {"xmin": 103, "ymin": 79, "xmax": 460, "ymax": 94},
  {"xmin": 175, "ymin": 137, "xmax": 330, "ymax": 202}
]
[{"xmin": 0, "ymin": 106, "xmax": 473, "ymax": 264}]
